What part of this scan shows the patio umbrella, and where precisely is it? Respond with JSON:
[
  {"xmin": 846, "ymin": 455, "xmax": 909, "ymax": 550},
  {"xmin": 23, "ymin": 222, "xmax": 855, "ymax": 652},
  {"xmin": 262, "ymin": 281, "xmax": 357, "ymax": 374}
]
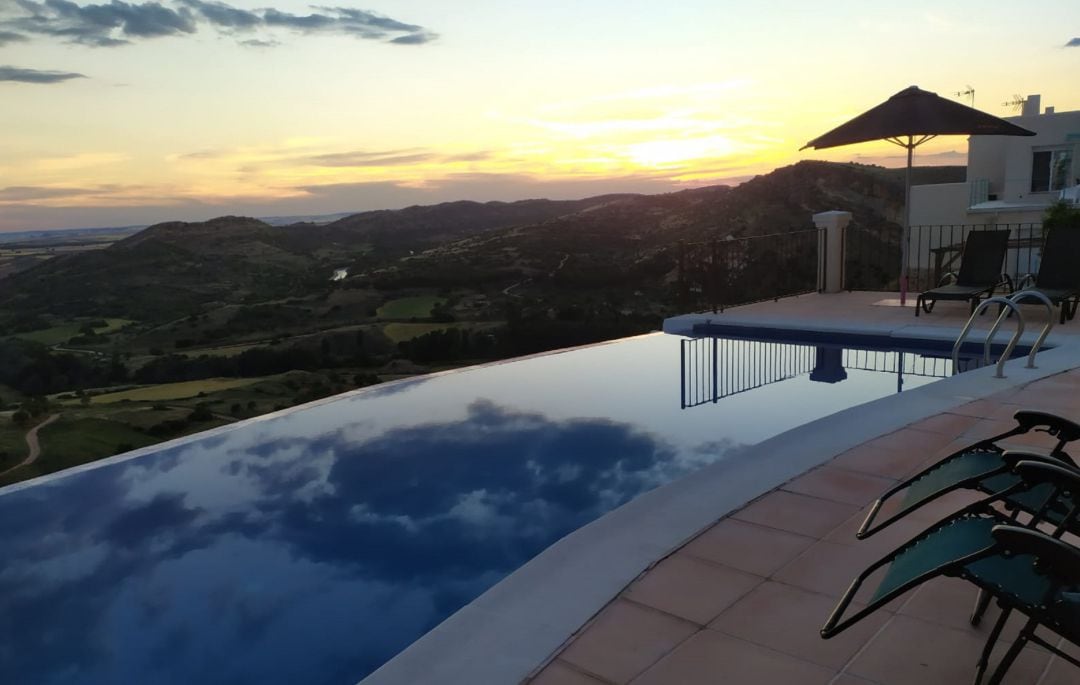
[{"xmin": 801, "ymin": 86, "xmax": 1035, "ymax": 304}]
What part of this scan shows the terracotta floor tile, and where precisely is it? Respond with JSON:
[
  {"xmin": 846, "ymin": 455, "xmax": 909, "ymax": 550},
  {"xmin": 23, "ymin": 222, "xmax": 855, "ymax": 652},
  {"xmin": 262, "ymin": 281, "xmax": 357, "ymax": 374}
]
[
  {"xmin": 680, "ymin": 518, "xmax": 816, "ymax": 577},
  {"xmin": 732, "ymin": 490, "xmax": 859, "ymax": 539},
  {"xmin": 632, "ymin": 629, "xmax": 833, "ymax": 685},
  {"xmin": 866, "ymin": 427, "xmax": 956, "ymax": 455},
  {"xmin": 782, "ymin": 466, "xmax": 896, "ymax": 507},
  {"xmin": 1040, "ymin": 656, "xmax": 1080, "ymax": 685},
  {"xmin": 910, "ymin": 413, "xmax": 982, "ymax": 438},
  {"xmin": 829, "ymin": 442, "xmax": 930, "ymax": 480},
  {"xmin": 622, "ymin": 553, "xmax": 761, "ymax": 626},
  {"xmin": 950, "ymin": 399, "xmax": 1007, "ymax": 419},
  {"xmin": 847, "ymin": 614, "xmax": 1052, "ymax": 685},
  {"xmin": 898, "ymin": 577, "xmax": 1007, "ymax": 632},
  {"xmin": 558, "ymin": 600, "xmax": 697, "ymax": 684},
  {"xmin": 962, "ymin": 418, "xmax": 1023, "ymax": 444},
  {"xmin": 824, "ymin": 506, "xmax": 936, "ymax": 556},
  {"xmin": 528, "ymin": 660, "xmax": 612, "ymax": 685},
  {"xmin": 830, "ymin": 675, "xmax": 878, "ymax": 685},
  {"xmin": 771, "ymin": 540, "xmax": 887, "ymax": 600},
  {"xmin": 710, "ymin": 581, "xmax": 889, "ymax": 670},
  {"xmin": 829, "ymin": 674, "xmax": 881, "ymax": 682}
]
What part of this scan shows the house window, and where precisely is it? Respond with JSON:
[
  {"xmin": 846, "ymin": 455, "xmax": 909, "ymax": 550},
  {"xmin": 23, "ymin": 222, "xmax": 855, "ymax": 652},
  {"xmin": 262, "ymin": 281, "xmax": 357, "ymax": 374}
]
[{"xmin": 1030, "ymin": 147, "xmax": 1073, "ymax": 192}]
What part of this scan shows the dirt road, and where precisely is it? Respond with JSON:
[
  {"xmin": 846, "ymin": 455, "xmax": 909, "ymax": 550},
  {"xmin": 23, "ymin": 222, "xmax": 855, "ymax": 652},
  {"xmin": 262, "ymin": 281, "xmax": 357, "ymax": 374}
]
[{"xmin": 0, "ymin": 413, "xmax": 59, "ymax": 476}]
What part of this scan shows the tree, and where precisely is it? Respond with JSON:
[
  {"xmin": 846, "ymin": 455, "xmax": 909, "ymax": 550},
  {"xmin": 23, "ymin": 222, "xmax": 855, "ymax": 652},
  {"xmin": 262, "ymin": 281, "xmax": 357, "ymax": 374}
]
[{"xmin": 1044, "ymin": 201, "xmax": 1080, "ymax": 231}]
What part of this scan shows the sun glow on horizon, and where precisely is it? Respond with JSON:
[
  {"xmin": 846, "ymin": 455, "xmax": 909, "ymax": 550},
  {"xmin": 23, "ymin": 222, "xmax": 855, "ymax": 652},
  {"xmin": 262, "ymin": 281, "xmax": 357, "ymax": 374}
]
[{"xmin": 1, "ymin": 0, "xmax": 1078, "ymax": 229}]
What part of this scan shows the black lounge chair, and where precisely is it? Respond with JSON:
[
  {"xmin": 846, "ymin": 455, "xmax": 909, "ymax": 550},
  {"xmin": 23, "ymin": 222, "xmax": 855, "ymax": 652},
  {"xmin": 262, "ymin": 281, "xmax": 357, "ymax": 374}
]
[
  {"xmin": 916, "ymin": 230, "xmax": 1010, "ymax": 316},
  {"xmin": 823, "ymin": 460, "xmax": 1080, "ymax": 685},
  {"xmin": 1015, "ymin": 227, "xmax": 1080, "ymax": 324},
  {"xmin": 857, "ymin": 410, "xmax": 1080, "ymax": 539}
]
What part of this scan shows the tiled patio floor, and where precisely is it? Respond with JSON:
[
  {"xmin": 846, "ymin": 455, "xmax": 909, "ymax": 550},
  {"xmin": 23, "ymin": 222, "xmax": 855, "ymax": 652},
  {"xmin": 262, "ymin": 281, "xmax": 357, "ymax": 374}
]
[
  {"xmin": 524, "ymin": 368, "xmax": 1080, "ymax": 685},
  {"xmin": 664, "ymin": 291, "xmax": 1080, "ymax": 344}
]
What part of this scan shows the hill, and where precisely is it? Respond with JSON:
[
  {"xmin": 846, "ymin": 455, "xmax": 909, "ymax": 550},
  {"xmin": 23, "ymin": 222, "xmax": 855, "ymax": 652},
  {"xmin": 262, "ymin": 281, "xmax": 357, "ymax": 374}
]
[{"xmin": 0, "ymin": 161, "xmax": 960, "ymax": 321}]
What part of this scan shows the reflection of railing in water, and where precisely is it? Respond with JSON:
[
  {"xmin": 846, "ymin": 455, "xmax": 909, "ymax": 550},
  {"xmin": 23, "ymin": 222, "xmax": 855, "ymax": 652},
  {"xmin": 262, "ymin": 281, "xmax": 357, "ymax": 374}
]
[
  {"xmin": 680, "ymin": 337, "xmax": 815, "ymax": 408},
  {"xmin": 681, "ymin": 338, "xmax": 992, "ymax": 408},
  {"xmin": 842, "ymin": 349, "xmax": 986, "ymax": 376}
]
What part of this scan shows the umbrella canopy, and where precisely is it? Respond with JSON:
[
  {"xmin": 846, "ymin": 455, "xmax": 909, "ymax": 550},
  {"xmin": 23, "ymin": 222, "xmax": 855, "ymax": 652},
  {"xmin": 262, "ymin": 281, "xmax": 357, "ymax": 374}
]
[
  {"xmin": 801, "ymin": 86, "xmax": 1036, "ymax": 304},
  {"xmin": 802, "ymin": 86, "xmax": 1035, "ymax": 150}
]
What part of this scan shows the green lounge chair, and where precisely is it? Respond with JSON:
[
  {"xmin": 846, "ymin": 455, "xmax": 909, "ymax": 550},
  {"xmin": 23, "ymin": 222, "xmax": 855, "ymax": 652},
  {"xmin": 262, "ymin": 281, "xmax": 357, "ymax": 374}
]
[
  {"xmin": 916, "ymin": 230, "xmax": 1011, "ymax": 317},
  {"xmin": 822, "ymin": 460, "xmax": 1080, "ymax": 685},
  {"xmin": 1016, "ymin": 227, "xmax": 1080, "ymax": 324},
  {"xmin": 858, "ymin": 410, "xmax": 1080, "ymax": 539}
]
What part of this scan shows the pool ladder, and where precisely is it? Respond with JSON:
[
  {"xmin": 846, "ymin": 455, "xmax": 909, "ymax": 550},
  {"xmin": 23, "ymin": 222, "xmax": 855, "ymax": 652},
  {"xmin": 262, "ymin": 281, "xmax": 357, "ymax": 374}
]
[{"xmin": 951, "ymin": 291, "xmax": 1054, "ymax": 378}]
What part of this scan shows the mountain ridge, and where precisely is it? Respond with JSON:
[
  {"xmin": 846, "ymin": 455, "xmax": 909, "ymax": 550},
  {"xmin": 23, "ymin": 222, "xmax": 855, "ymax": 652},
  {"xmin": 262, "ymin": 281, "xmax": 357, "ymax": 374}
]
[{"xmin": 0, "ymin": 161, "xmax": 964, "ymax": 320}]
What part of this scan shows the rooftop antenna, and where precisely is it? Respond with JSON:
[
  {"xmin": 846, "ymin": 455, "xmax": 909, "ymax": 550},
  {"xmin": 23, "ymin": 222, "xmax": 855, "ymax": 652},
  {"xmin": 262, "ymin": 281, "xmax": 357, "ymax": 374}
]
[
  {"xmin": 1002, "ymin": 94, "xmax": 1026, "ymax": 113},
  {"xmin": 954, "ymin": 85, "xmax": 975, "ymax": 107}
]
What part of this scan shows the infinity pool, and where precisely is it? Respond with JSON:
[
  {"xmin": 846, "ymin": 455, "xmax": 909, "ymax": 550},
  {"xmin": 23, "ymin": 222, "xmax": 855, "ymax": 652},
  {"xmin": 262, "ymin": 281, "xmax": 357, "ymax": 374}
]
[{"xmin": 0, "ymin": 332, "xmax": 980, "ymax": 684}]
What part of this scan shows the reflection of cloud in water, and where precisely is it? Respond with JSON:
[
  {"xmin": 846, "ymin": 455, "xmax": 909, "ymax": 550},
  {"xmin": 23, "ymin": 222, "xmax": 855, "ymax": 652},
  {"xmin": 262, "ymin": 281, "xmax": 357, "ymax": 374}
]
[{"xmin": 0, "ymin": 399, "xmax": 723, "ymax": 685}]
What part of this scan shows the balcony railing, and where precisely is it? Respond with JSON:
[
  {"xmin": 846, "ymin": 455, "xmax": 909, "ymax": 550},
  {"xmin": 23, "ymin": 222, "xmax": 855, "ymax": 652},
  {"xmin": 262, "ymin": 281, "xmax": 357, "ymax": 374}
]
[
  {"xmin": 843, "ymin": 222, "xmax": 1044, "ymax": 293},
  {"xmin": 676, "ymin": 229, "xmax": 825, "ymax": 312}
]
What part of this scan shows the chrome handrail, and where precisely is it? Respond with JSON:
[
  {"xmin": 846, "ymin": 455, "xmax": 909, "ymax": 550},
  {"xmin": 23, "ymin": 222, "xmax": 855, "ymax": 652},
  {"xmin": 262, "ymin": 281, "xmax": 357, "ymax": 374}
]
[
  {"xmin": 952, "ymin": 296, "xmax": 1024, "ymax": 379},
  {"xmin": 1005, "ymin": 290, "xmax": 1054, "ymax": 368}
]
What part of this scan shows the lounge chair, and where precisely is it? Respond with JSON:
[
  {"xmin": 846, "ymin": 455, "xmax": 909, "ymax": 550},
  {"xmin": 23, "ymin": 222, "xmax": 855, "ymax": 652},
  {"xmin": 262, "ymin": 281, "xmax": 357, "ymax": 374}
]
[
  {"xmin": 916, "ymin": 230, "xmax": 1010, "ymax": 317},
  {"xmin": 1014, "ymin": 227, "xmax": 1080, "ymax": 324},
  {"xmin": 857, "ymin": 410, "xmax": 1080, "ymax": 539},
  {"xmin": 823, "ymin": 460, "xmax": 1080, "ymax": 685}
]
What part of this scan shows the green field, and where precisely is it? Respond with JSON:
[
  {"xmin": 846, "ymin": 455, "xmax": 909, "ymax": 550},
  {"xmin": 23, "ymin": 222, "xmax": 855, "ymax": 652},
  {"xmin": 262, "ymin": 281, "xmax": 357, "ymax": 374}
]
[
  {"xmin": 382, "ymin": 322, "xmax": 456, "ymax": 343},
  {"xmin": 87, "ymin": 377, "xmax": 265, "ymax": 404},
  {"xmin": 376, "ymin": 296, "xmax": 443, "ymax": 319},
  {"xmin": 35, "ymin": 417, "xmax": 156, "ymax": 470},
  {"xmin": 15, "ymin": 318, "xmax": 133, "ymax": 345},
  {"xmin": 0, "ymin": 419, "xmax": 27, "ymax": 469},
  {"xmin": 179, "ymin": 342, "xmax": 261, "ymax": 358}
]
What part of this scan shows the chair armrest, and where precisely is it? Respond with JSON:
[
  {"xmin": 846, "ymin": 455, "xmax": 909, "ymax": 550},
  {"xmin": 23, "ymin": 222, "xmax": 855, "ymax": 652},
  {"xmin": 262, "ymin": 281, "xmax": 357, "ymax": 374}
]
[
  {"xmin": 1015, "ymin": 273, "xmax": 1036, "ymax": 290},
  {"xmin": 937, "ymin": 271, "xmax": 958, "ymax": 287},
  {"xmin": 991, "ymin": 525, "xmax": 1080, "ymax": 583},
  {"xmin": 1011, "ymin": 459, "xmax": 1080, "ymax": 492},
  {"xmin": 1013, "ymin": 410, "xmax": 1080, "ymax": 443}
]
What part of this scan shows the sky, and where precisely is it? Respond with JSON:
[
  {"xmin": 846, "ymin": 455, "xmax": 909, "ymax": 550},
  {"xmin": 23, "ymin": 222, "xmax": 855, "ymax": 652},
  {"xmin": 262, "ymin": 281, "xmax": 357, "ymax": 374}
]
[{"xmin": 1, "ymin": 0, "xmax": 1078, "ymax": 231}]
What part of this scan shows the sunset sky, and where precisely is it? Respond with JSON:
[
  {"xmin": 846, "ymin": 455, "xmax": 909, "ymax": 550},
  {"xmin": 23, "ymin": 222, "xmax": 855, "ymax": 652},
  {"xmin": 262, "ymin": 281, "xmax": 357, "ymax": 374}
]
[{"xmin": 2, "ymin": 0, "xmax": 1078, "ymax": 231}]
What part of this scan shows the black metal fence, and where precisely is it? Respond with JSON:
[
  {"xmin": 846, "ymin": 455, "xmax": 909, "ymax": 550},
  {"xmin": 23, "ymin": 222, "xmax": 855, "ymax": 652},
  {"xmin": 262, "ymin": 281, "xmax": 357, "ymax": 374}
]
[
  {"xmin": 844, "ymin": 223, "xmax": 1045, "ymax": 293},
  {"xmin": 677, "ymin": 229, "xmax": 824, "ymax": 312}
]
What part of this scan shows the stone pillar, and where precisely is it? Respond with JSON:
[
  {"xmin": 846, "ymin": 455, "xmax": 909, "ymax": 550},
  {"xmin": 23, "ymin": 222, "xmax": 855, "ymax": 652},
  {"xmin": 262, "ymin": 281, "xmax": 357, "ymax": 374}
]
[{"xmin": 812, "ymin": 210, "xmax": 852, "ymax": 294}]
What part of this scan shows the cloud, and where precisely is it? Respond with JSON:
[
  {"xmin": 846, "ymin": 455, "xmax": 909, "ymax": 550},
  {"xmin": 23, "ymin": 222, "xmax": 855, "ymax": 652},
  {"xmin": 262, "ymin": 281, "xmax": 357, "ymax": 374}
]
[
  {"xmin": 301, "ymin": 149, "xmax": 437, "ymax": 168},
  {"xmin": 1066, "ymin": 37, "xmax": 1080, "ymax": 47},
  {"xmin": 0, "ymin": 398, "xmax": 694, "ymax": 683},
  {"xmin": 177, "ymin": 0, "xmax": 258, "ymax": 29},
  {"xmin": 0, "ymin": 65, "xmax": 86, "ymax": 83},
  {"xmin": 6, "ymin": 0, "xmax": 197, "ymax": 47},
  {"xmin": 1, "ymin": 1, "xmax": 436, "ymax": 48},
  {"xmin": 291, "ymin": 148, "xmax": 492, "ymax": 168},
  {"xmin": 0, "ymin": 29, "xmax": 28, "ymax": 45},
  {"xmin": 0, "ymin": 185, "xmax": 100, "ymax": 200},
  {"xmin": 238, "ymin": 37, "xmax": 279, "ymax": 48},
  {"xmin": 388, "ymin": 31, "xmax": 436, "ymax": 45}
]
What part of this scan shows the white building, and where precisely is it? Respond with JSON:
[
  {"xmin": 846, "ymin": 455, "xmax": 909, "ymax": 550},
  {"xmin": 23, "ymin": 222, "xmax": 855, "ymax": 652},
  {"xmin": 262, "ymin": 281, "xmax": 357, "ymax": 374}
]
[{"xmin": 910, "ymin": 94, "xmax": 1080, "ymax": 226}]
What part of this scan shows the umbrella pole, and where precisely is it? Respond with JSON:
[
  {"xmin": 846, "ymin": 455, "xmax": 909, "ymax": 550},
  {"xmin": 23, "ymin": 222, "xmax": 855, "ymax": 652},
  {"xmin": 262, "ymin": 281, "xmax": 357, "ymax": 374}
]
[{"xmin": 900, "ymin": 138, "xmax": 913, "ymax": 306}]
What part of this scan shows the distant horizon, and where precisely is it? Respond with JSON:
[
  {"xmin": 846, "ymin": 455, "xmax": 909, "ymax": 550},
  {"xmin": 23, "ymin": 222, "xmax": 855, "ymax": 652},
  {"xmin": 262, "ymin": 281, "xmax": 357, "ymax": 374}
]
[{"xmin": 0, "ymin": 156, "xmax": 966, "ymax": 233}]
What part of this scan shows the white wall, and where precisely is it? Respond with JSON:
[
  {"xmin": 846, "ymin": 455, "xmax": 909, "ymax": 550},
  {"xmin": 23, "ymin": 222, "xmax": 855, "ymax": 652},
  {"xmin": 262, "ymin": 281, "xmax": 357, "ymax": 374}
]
[
  {"xmin": 969, "ymin": 109, "xmax": 1080, "ymax": 205},
  {"xmin": 909, "ymin": 183, "xmax": 969, "ymax": 225},
  {"xmin": 911, "ymin": 106, "xmax": 1080, "ymax": 229}
]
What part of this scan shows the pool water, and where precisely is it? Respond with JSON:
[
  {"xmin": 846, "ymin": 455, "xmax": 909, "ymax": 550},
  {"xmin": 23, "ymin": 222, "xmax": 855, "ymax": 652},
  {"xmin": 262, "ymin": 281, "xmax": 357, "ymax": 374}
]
[{"xmin": 0, "ymin": 332, "xmax": 982, "ymax": 684}]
